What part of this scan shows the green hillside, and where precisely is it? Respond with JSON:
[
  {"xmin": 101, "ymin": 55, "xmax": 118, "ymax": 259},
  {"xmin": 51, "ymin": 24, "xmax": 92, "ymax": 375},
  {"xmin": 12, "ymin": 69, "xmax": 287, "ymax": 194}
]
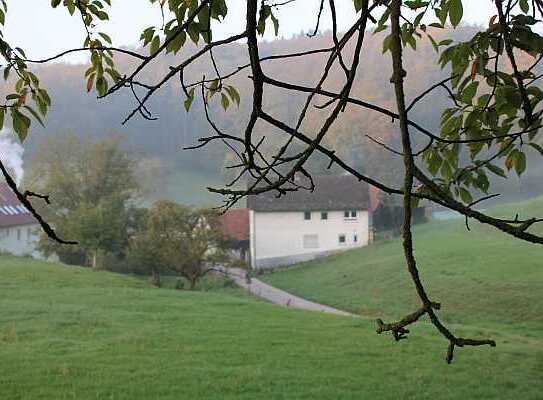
[
  {"xmin": 159, "ymin": 170, "xmax": 246, "ymax": 208},
  {"xmin": 0, "ymin": 255, "xmax": 541, "ymax": 399},
  {"xmin": 261, "ymin": 197, "xmax": 543, "ymax": 336}
]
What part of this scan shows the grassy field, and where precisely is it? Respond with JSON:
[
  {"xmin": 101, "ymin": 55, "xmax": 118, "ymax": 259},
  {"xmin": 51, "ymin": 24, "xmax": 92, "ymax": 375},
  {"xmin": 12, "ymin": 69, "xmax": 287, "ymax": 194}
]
[
  {"xmin": 1, "ymin": 255, "xmax": 542, "ymax": 399},
  {"xmin": 157, "ymin": 170, "xmax": 246, "ymax": 208},
  {"xmin": 161, "ymin": 170, "xmax": 225, "ymax": 207},
  {"xmin": 261, "ymin": 197, "xmax": 543, "ymax": 337}
]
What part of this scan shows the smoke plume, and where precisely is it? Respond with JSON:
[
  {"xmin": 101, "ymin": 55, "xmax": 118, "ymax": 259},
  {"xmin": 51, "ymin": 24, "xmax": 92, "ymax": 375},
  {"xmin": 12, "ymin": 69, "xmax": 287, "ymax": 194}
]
[{"xmin": 0, "ymin": 130, "xmax": 25, "ymax": 185}]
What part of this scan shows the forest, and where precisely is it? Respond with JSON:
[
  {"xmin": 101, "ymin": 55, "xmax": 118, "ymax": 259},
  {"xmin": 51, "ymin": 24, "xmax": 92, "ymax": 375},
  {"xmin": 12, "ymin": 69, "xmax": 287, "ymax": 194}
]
[{"xmin": 3, "ymin": 26, "xmax": 540, "ymax": 204}]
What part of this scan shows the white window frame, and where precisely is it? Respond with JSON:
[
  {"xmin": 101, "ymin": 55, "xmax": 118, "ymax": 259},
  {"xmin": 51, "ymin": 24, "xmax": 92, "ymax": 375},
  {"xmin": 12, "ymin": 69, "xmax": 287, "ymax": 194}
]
[{"xmin": 344, "ymin": 210, "xmax": 359, "ymax": 221}]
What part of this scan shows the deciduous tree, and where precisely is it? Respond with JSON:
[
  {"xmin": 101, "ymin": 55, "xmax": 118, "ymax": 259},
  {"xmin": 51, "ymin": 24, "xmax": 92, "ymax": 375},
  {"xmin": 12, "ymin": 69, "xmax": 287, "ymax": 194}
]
[
  {"xmin": 130, "ymin": 200, "xmax": 229, "ymax": 290},
  {"xmin": 28, "ymin": 133, "xmax": 139, "ymax": 268}
]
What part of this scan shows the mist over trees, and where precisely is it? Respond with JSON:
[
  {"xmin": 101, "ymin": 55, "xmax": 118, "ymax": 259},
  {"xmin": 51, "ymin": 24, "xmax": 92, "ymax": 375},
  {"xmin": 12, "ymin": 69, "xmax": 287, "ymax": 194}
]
[
  {"xmin": 27, "ymin": 134, "xmax": 141, "ymax": 268},
  {"xmin": 4, "ymin": 27, "xmax": 539, "ymax": 203},
  {"xmin": 3, "ymin": 27, "xmax": 516, "ymax": 189}
]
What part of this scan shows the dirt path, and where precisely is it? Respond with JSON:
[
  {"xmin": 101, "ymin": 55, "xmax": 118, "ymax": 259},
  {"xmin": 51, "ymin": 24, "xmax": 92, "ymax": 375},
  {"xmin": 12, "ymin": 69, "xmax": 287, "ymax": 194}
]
[{"xmin": 224, "ymin": 268, "xmax": 355, "ymax": 317}]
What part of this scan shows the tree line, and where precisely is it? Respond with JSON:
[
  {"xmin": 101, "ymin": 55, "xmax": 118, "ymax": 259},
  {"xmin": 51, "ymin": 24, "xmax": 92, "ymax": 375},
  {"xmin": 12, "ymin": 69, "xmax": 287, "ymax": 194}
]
[
  {"xmin": 26, "ymin": 133, "xmax": 237, "ymax": 289},
  {"xmin": 8, "ymin": 27, "xmax": 539, "ymax": 192}
]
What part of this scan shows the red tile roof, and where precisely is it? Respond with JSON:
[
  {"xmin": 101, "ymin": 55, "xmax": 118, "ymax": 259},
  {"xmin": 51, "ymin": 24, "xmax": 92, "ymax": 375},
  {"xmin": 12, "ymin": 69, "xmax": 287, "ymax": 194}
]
[
  {"xmin": 220, "ymin": 208, "xmax": 249, "ymax": 242},
  {"xmin": 0, "ymin": 183, "xmax": 37, "ymax": 227},
  {"xmin": 369, "ymin": 185, "xmax": 381, "ymax": 213}
]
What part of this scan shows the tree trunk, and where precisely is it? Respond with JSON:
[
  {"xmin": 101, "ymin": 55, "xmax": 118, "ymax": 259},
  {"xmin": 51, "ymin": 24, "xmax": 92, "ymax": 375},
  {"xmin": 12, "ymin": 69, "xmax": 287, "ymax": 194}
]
[
  {"xmin": 91, "ymin": 251, "xmax": 104, "ymax": 270},
  {"xmin": 91, "ymin": 252, "xmax": 98, "ymax": 270},
  {"xmin": 150, "ymin": 269, "xmax": 161, "ymax": 287}
]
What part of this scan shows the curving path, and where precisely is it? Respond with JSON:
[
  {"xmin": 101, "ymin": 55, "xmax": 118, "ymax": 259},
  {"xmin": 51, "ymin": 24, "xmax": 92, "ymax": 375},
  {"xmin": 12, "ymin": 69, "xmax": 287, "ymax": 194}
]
[{"xmin": 223, "ymin": 268, "xmax": 355, "ymax": 317}]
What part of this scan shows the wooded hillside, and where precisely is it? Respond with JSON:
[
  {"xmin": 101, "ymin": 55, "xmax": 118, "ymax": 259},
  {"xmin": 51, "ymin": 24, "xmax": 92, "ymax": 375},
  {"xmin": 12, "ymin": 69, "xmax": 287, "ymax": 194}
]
[{"xmin": 4, "ymin": 26, "xmax": 540, "ymax": 203}]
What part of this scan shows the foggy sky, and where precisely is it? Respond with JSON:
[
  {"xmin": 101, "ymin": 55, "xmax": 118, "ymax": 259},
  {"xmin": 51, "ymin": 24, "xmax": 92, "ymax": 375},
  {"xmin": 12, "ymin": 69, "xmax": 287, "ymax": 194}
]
[{"xmin": 5, "ymin": 1, "xmax": 493, "ymax": 63}]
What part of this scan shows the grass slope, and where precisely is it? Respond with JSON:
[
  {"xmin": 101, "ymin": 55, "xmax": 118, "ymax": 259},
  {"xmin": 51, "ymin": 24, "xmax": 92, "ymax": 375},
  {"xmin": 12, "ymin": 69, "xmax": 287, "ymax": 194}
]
[
  {"xmin": 0, "ymin": 256, "xmax": 542, "ymax": 399},
  {"xmin": 159, "ymin": 170, "xmax": 247, "ymax": 208},
  {"xmin": 261, "ymin": 197, "xmax": 543, "ymax": 336},
  {"xmin": 162, "ymin": 170, "xmax": 224, "ymax": 207}
]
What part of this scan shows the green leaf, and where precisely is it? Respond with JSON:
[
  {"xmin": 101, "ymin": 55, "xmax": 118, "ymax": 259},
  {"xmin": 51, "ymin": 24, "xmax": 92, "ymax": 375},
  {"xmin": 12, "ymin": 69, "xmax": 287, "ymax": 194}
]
[
  {"xmin": 529, "ymin": 142, "xmax": 543, "ymax": 156},
  {"xmin": 382, "ymin": 34, "xmax": 393, "ymax": 54},
  {"xmin": 225, "ymin": 85, "xmax": 240, "ymax": 106},
  {"xmin": 3, "ymin": 66, "xmax": 10, "ymax": 80},
  {"xmin": 188, "ymin": 22, "xmax": 200, "ymax": 43},
  {"xmin": 219, "ymin": 93, "xmax": 229, "ymax": 111},
  {"xmin": 353, "ymin": 0, "xmax": 365, "ymax": 12},
  {"xmin": 150, "ymin": 35, "xmax": 160, "ymax": 55},
  {"xmin": 51, "ymin": 0, "xmax": 61, "ymax": 7},
  {"xmin": 461, "ymin": 81, "xmax": 479, "ymax": 103},
  {"xmin": 449, "ymin": 0, "xmax": 463, "ymax": 28},
  {"xmin": 99, "ymin": 32, "xmax": 113, "ymax": 44},
  {"xmin": 184, "ymin": 87, "xmax": 195, "ymax": 112},
  {"xmin": 198, "ymin": 5, "xmax": 210, "ymax": 29},
  {"xmin": 458, "ymin": 187, "xmax": 473, "ymax": 204},
  {"xmin": 95, "ymin": 77, "xmax": 108, "ymax": 97},
  {"xmin": 23, "ymin": 105, "xmax": 45, "ymax": 127},
  {"xmin": 38, "ymin": 89, "xmax": 51, "ymax": 106},
  {"xmin": 514, "ymin": 150, "xmax": 527, "ymax": 176},
  {"xmin": 94, "ymin": 10, "xmax": 109, "ymax": 21},
  {"xmin": 270, "ymin": 13, "xmax": 279, "ymax": 36},
  {"xmin": 166, "ymin": 31, "xmax": 186, "ymax": 54},
  {"xmin": 11, "ymin": 109, "xmax": 30, "ymax": 142},
  {"xmin": 425, "ymin": 149, "xmax": 443, "ymax": 176}
]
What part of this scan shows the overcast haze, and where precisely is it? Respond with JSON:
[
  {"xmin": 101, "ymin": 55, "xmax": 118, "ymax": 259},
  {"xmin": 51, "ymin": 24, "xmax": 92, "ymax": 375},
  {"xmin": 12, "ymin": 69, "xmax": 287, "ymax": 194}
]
[{"xmin": 5, "ymin": 1, "xmax": 493, "ymax": 63}]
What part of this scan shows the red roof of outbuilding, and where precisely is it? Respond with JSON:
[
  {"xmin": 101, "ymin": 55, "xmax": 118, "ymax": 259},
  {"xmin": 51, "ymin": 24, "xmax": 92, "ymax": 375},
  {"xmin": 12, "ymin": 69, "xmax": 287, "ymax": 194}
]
[
  {"xmin": 220, "ymin": 208, "xmax": 249, "ymax": 242},
  {"xmin": 369, "ymin": 185, "xmax": 381, "ymax": 213},
  {"xmin": 0, "ymin": 183, "xmax": 37, "ymax": 227}
]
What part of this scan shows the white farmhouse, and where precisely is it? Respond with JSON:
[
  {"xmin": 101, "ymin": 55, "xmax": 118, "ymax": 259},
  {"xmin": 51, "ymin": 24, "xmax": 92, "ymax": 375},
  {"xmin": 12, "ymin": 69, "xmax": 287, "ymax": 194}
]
[
  {"xmin": 0, "ymin": 183, "xmax": 41, "ymax": 257},
  {"xmin": 247, "ymin": 175, "xmax": 372, "ymax": 269}
]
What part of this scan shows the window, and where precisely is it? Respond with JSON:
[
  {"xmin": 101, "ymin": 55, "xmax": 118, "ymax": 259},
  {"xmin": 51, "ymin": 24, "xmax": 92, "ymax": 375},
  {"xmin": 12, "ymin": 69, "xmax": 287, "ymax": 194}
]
[
  {"xmin": 338, "ymin": 234, "xmax": 346, "ymax": 245},
  {"xmin": 17, "ymin": 229, "xmax": 21, "ymax": 241},
  {"xmin": 304, "ymin": 211, "xmax": 311, "ymax": 220},
  {"xmin": 353, "ymin": 233, "xmax": 359, "ymax": 243},
  {"xmin": 27, "ymin": 228, "xmax": 32, "ymax": 243},
  {"xmin": 321, "ymin": 212, "xmax": 328, "ymax": 220},
  {"xmin": 303, "ymin": 234, "xmax": 319, "ymax": 249},
  {"xmin": 344, "ymin": 210, "xmax": 358, "ymax": 220}
]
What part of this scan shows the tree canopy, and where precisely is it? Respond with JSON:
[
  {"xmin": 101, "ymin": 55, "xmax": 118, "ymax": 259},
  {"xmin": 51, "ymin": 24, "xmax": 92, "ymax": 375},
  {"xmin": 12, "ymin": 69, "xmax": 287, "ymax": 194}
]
[
  {"xmin": 2, "ymin": 0, "xmax": 543, "ymax": 362},
  {"xmin": 129, "ymin": 200, "xmax": 229, "ymax": 289},
  {"xmin": 28, "ymin": 133, "xmax": 140, "ymax": 268}
]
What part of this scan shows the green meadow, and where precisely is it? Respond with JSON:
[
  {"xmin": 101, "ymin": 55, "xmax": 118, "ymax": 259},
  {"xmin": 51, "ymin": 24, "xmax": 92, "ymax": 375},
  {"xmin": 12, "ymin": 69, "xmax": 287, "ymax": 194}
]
[{"xmin": 0, "ymin": 252, "xmax": 541, "ymax": 399}]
